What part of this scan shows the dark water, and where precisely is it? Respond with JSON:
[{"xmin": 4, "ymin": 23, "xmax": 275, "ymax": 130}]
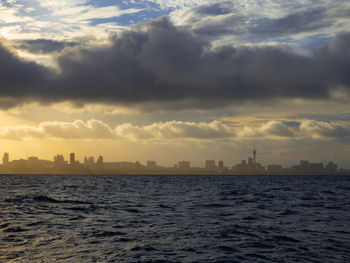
[{"xmin": 1, "ymin": 175, "xmax": 350, "ymax": 262}]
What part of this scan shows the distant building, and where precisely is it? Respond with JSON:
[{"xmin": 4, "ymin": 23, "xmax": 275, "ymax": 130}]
[
  {"xmin": 178, "ymin": 160, "xmax": 190, "ymax": 169},
  {"xmin": 147, "ymin": 160, "xmax": 157, "ymax": 169},
  {"xmin": 218, "ymin": 161, "xmax": 224, "ymax": 170},
  {"xmin": 291, "ymin": 160, "xmax": 327, "ymax": 173},
  {"xmin": 301, "ymin": 160, "xmax": 309, "ymax": 169},
  {"xmin": 325, "ymin": 161, "xmax": 337, "ymax": 173},
  {"xmin": 248, "ymin": 157, "xmax": 253, "ymax": 166},
  {"xmin": 97, "ymin": 155, "xmax": 103, "ymax": 165},
  {"xmin": 233, "ymin": 160, "xmax": 248, "ymax": 172},
  {"xmin": 308, "ymin": 162, "xmax": 324, "ymax": 173},
  {"xmin": 205, "ymin": 160, "xmax": 216, "ymax": 169},
  {"xmin": 88, "ymin": 156, "xmax": 94, "ymax": 164},
  {"xmin": 96, "ymin": 155, "xmax": 103, "ymax": 168},
  {"xmin": 253, "ymin": 148, "xmax": 256, "ymax": 165},
  {"xmin": 70, "ymin": 153, "xmax": 75, "ymax": 167},
  {"xmin": 54, "ymin": 154, "xmax": 65, "ymax": 167},
  {"xmin": 267, "ymin": 164, "xmax": 282, "ymax": 173},
  {"xmin": 2, "ymin": 152, "xmax": 9, "ymax": 165}
]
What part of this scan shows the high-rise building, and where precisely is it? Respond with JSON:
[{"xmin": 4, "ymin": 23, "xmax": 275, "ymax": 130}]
[
  {"xmin": 2, "ymin": 152, "xmax": 9, "ymax": 165},
  {"xmin": 248, "ymin": 157, "xmax": 253, "ymax": 166},
  {"xmin": 205, "ymin": 160, "xmax": 216, "ymax": 169},
  {"xmin": 253, "ymin": 148, "xmax": 256, "ymax": 165},
  {"xmin": 70, "ymin": 153, "xmax": 75, "ymax": 167},
  {"xmin": 218, "ymin": 161, "xmax": 224, "ymax": 169},
  {"xmin": 97, "ymin": 155, "xmax": 103, "ymax": 164}
]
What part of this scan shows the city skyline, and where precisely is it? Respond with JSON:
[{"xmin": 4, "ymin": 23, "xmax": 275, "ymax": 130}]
[{"xmin": 0, "ymin": 149, "xmax": 346, "ymax": 175}]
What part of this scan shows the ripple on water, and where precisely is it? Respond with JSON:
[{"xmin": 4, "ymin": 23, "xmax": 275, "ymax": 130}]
[{"xmin": 0, "ymin": 174, "xmax": 349, "ymax": 262}]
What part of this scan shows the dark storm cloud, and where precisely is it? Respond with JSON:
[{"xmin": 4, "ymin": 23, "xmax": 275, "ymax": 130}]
[
  {"xmin": 15, "ymin": 39, "xmax": 78, "ymax": 54},
  {"xmin": 0, "ymin": 17, "xmax": 350, "ymax": 110},
  {"xmin": 0, "ymin": 41, "xmax": 53, "ymax": 108}
]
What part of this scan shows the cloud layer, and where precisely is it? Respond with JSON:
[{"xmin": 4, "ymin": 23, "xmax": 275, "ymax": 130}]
[
  {"xmin": 0, "ymin": 17, "xmax": 350, "ymax": 110},
  {"xmin": 1, "ymin": 119, "xmax": 349, "ymax": 141}
]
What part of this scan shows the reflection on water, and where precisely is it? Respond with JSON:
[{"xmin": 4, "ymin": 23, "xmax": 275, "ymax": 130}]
[{"xmin": 1, "ymin": 174, "xmax": 350, "ymax": 262}]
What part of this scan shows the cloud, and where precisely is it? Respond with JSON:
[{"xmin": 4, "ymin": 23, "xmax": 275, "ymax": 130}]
[
  {"xmin": 0, "ymin": 119, "xmax": 234, "ymax": 140},
  {"xmin": 116, "ymin": 120, "xmax": 233, "ymax": 140},
  {"xmin": 15, "ymin": 39, "xmax": 79, "ymax": 54},
  {"xmin": 1, "ymin": 118, "xmax": 350, "ymax": 141},
  {"xmin": 53, "ymin": 6, "xmax": 142, "ymax": 24},
  {"xmin": 0, "ymin": 0, "xmax": 142, "ymax": 40},
  {"xmin": 238, "ymin": 121, "xmax": 295, "ymax": 139},
  {"xmin": 237, "ymin": 119, "xmax": 350, "ymax": 140},
  {"xmin": 0, "ymin": 17, "xmax": 350, "ymax": 110},
  {"xmin": 248, "ymin": 8, "xmax": 331, "ymax": 37},
  {"xmin": 0, "ymin": 120, "xmax": 114, "ymax": 140},
  {"xmin": 300, "ymin": 120, "xmax": 350, "ymax": 138},
  {"xmin": 170, "ymin": 1, "xmax": 350, "ymax": 47}
]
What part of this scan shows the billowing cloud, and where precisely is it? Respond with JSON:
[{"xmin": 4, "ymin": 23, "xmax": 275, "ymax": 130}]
[
  {"xmin": 0, "ymin": 119, "xmax": 234, "ymax": 140},
  {"xmin": 0, "ymin": 17, "xmax": 350, "ymax": 110},
  {"xmin": 1, "ymin": 119, "xmax": 350, "ymax": 141},
  {"xmin": 300, "ymin": 120, "xmax": 350, "ymax": 138},
  {"xmin": 238, "ymin": 121, "xmax": 295, "ymax": 139},
  {"xmin": 115, "ymin": 120, "xmax": 233, "ymax": 140}
]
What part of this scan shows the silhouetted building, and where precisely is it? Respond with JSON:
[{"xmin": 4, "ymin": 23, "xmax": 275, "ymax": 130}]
[
  {"xmin": 147, "ymin": 160, "xmax": 157, "ymax": 169},
  {"xmin": 248, "ymin": 157, "xmax": 253, "ymax": 166},
  {"xmin": 205, "ymin": 160, "xmax": 216, "ymax": 169},
  {"xmin": 267, "ymin": 164, "xmax": 282, "ymax": 173},
  {"xmin": 2, "ymin": 152, "xmax": 9, "ymax": 165},
  {"xmin": 309, "ymin": 162, "xmax": 324, "ymax": 173},
  {"xmin": 291, "ymin": 160, "xmax": 327, "ymax": 173},
  {"xmin": 325, "ymin": 161, "xmax": 337, "ymax": 173},
  {"xmin": 178, "ymin": 160, "xmax": 190, "ymax": 169},
  {"xmin": 97, "ymin": 155, "xmax": 103, "ymax": 165},
  {"xmin": 54, "ymin": 154, "xmax": 65, "ymax": 167},
  {"xmin": 233, "ymin": 154, "xmax": 265, "ymax": 173},
  {"xmin": 218, "ymin": 161, "xmax": 224, "ymax": 170},
  {"xmin": 70, "ymin": 153, "xmax": 75, "ymax": 167},
  {"xmin": 253, "ymin": 148, "xmax": 256, "ymax": 165},
  {"xmin": 300, "ymin": 160, "xmax": 309, "ymax": 170},
  {"xmin": 88, "ymin": 156, "xmax": 94, "ymax": 164}
]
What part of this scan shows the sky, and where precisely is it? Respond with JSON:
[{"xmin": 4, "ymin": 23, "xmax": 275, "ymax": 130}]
[{"xmin": 0, "ymin": 0, "xmax": 350, "ymax": 168}]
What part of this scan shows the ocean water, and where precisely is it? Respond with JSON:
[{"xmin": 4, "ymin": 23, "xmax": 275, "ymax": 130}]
[{"xmin": 0, "ymin": 174, "xmax": 349, "ymax": 262}]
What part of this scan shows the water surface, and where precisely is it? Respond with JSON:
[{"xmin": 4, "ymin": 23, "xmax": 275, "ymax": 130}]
[{"xmin": 1, "ymin": 174, "xmax": 349, "ymax": 262}]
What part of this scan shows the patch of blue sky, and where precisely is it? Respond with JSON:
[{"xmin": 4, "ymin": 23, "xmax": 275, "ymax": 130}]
[
  {"xmin": 87, "ymin": 0, "xmax": 170, "ymax": 26},
  {"xmin": 90, "ymin": 8, "xmax": 168, "ymax": 26}
]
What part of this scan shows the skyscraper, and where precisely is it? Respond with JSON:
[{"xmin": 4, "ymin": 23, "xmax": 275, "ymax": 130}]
[
  {"xmin": 70, "ymin": 153, "xmax": 75, "ymax": 167},
  {"xmin": 2, "ymin": 152, "xmax": 9, "ymax": 165},
  {"xmin": 205, "ymin": 160, "xmax": 216, "ymax": 169},
  {"xmin": 253, "ymin": 147, "xmax": 256, "ymax": 165}
]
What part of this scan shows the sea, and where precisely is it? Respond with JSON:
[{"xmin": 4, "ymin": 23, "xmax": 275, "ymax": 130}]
[{"xmin": 0, "ymin": 174, "xmax": 349, "ymax": 262}]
